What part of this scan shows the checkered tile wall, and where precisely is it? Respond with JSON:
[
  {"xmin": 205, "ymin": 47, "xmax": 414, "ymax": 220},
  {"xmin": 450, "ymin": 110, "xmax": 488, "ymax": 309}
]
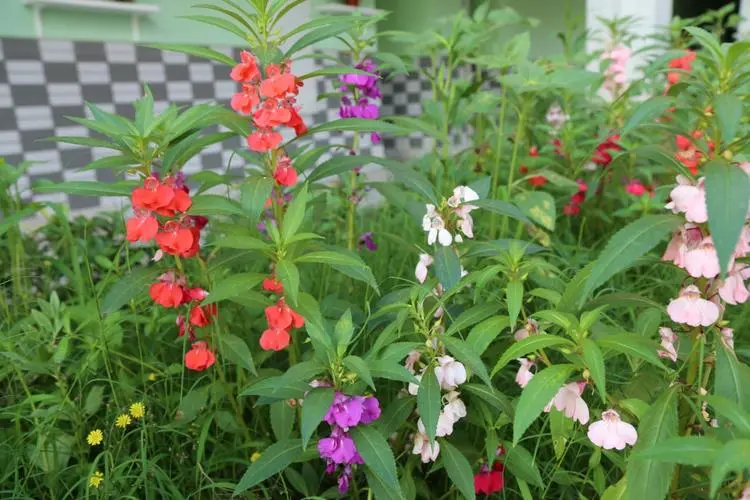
[{"xmin": 1, "ymin": 37, "xmax": 482, "ymax": 215}]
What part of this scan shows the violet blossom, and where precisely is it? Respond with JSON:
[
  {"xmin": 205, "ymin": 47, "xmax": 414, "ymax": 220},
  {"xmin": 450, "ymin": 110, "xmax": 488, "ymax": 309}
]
[
  {"xmin": 339, "ymin": 59, "xmax": 382, "ymax": 144},
  {"xmin": 358, "ymin": 232, "xmax": 377, "ymax": 252}
]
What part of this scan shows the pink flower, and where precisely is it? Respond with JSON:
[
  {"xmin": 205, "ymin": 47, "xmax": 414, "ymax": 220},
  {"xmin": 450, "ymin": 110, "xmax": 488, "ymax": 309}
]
[
  {"xmin": 515, "ymin": 358, "xmax": 534, "ymax": 388},
  {"xmin": 721, "ymin": 328, "xmax": 734, "ymax": 351},
  {"xmin": 625, "ymin": 180, "xmax": 648, "ymax": 196},
  {"xmin": 683, "ymin": 237, "xmax": 721, "ymax": 279},
  {"xmin": 657, "ymin": 327, "xmax": 678, "ymax": 362},
  {"xmin": 454, "ymin": 204, "xmax": 475, "ymax": 239},
  {"xmin": 412, "ymin": 430, "xmax": 440, "ymax": 463},
  {"xmin": 735, "ymin": 226, "xmax": 750, "ymax": 258},
  {"xmin": 663, "ymin": 225, "xmax": 702, "ymax": 268},
  {"xmin": 415, "ymin": 253, "xmax": 433, "ymax": 284},
  {"xmin": 667, "ymin": 285, "xmax": 720, "ymax": 327},
  {"xmin": 544, "ymin": 381, "xmax": 589, "ymax": 424},
  {"xmin": 718, "ymin": 263, "xmax": 750, "ymax": 305},
  {"xmin": 404, "ymin": 350, "xmax": 421, "ymax": 373},
  {"xmin": 587, "ymin": 409, "xmax": 638, "ymax": 450},
  {"xmin": 665, "ymin": 176, "xmax": 707, "ymax": 223},
  {"xmin": 443, "ymin": 391, "xmax": 467, "ymax": 423},
  {"xmin": 514, "ymin": 318, "xmax": 539, "ymax": 341}
]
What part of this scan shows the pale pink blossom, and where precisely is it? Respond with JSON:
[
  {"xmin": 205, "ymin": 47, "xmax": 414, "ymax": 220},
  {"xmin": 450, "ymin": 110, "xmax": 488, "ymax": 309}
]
[
  {"xmin": 412, "ymin": 430, "xmax": 440, "ymax": 463},
  {"xmin": 684, "ymin": 237, "xmax": 721, "ymax": 279},
  {"xmin": 434, "ymin": 356, "xmax": 466, "ymax": 390},
  {"xmin": 667, "ymin": 285, "xmax": 720, "ymax": 327},
  {"xmin": 665, "ymin": 176, "xmax": 707, "ymax": 223},
  {"xmin": 587, "ymin": 409, "xmax": 638, "ymax": 450},
  {"xmin": 404, "ymin": 350, "xmax": 421, "ymax": 374},
  {"xmin": 415, "ymin": 253, "xmax": 433, "ymax": 284},
  {"xmin": 718, "ymin": 264, "xmax": 750, "ymax": 305},
  {"xmin": 514, "ymin": 318, "xmax": 539, "ymax": 341},
  {"xmin": 443, "ymin": 391, "xmax": 467, "ymax": 424},
  {"xmin": 544, "ymin": 381, "xmax": 589, "ymax": 424},
  {"xmin": 663, "ymin": 224, "xmax": 702, "ymax": 268},
  {"xmin": 739, "ymin": 485, "xmax": 750, "ymax": 500},
  {"xmin": 545, "ymin": 102, "xmax": 569, "ymax": 130},
  {"xmin": 455, "ymin": 204, "xmax": 475, "ymax": 239},
  {"xmin": 515, "ymin": 358, "xmax": 534, "ymax": 388},
  {"xmin": 447, "ymin": 185, "xmax": 479, "ymax": 208},
  {"xmin": 735, "ymin": 226, "xmax": 750, "ymax": 258},
  {"xmin": 657, "ymin": 327, "xmax": 678, "ymax": 362},
  {"xmin": 422, "ymin": 204, "xmax": 452, "ymax": 246},
  {"xmin": 721, "ymin": 328, "xmax": 734, "ymax": 351}
]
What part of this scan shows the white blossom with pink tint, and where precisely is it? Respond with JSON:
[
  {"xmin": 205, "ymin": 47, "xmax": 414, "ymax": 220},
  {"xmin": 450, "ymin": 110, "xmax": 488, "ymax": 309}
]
[
  {"xmin": 721, "ymin": 328, "xmax": 734, "ymax": 351},
  {"xmin": 663, "ymin": 224, "xmax": 702, "ymax": 268},
  {"xmin": 404, "ymin": 350, "xmax": 421, "ymax": 374},
  {"xmin": 684, "ymin": 237, "xmax": 721, "ymax": 279},
  {"xmin": 407, "ymin": 373, "xmax": 422, "ymax": 396},
  {"xmin": 412, "ymin": 429, "xmax": 440, "ymax": 463},
  {"xmin": 544, "ymin": 381, "xmax": 590, "ymax": 424},
  {"xmin": 587, "ymin": 409, "xmax": 638, "ymax": 450},
  {"xmin": 515, "ymin": 358, "xmax": 534, "ymax": 388},
  {"xmin": 657, "ymin": 327, "xmax": 678, "ymax": 362},
  {"xmin": 514, "ymin": 318, "xmax": 539, "ymax": 341},
  {"xmin": 739, "ymin": 485, "xmax": 750, "ymax": 500},
  {"xmin": 735, "ymin": 226, "xmax": 750, "ymax": 258},
  {"xmin": 422, "ymin": 204, "xmax": 452, "ymax": 246},
  {"xmin": 443, "ymin": 391, "xmax": 467, "ymax": 423},
  {"xmin": 434, "ymin": 356, "xmax": 467, "ymax": 390},
  {"xmin": 545, "ymin": 102, "xmax": 569, "ymax": 130},
  {"xmin": 415, "ymin": 253, "xmax": 433, "ymax": 284},
  {"xmin": 665, "ymin": 176, "xmax": 708, "ymax": 223},
  {"xmin": 667, "ymin": 285, "xmax": 720, "ymax": 327},
  {"xmin": 718, "ymin": 264, "xmax": 750, "ymax": 305},
  {"xmin": 602, "ymin": 44, "xmax": 631, "ymax": 94}
]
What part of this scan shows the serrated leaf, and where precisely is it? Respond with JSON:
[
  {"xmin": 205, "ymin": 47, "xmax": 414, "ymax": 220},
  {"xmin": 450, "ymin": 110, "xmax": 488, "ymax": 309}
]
[
  {"xmin": 503, "ymin": 442, "xmax": 544, "ymax": 487},
  {"xmin": 440, "ymin": 440, "xmax": 476, "ymax": 500},
  {"xmin": 710, "ymin": 440, "xmax": 750, "ymax": 497},
  {"xmin": 378, "ymin": 398, "xmax": 416, "ymax": 437},
  {"xmin": 442, "ymin": 336, "xmax": 491, "ymax": 386},
  {"xmin": 202, "ymin": 273, "xmax": 265, "ymax": 305},
  {"xmin": 595, "ymin": 334, "xmax": 665, "ymax": 370},
  {"xmin": 240, "ymin": 176, "xmax": 274, "ymax": 223},
  {"xmin": 234, "ymin": 440, "xmax": 303, "ymax": 494},
  {"xmin": 465, "ymin": 316, "xmax": 510, "ymax": 354},
  {"xmin": 101, "ymin": 267, "xmax": 161, "ymax": 313},
  {"xmin": 582, "ymin": 339, "xmax": 606, "ymax": 402},
  {"xmin": 633, "ymin": 436, "xmax": 723, "ymax": 466}
]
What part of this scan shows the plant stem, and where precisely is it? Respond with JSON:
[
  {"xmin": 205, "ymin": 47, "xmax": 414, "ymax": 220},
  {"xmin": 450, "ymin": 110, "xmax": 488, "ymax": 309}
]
[
  {"xmin": 500, "ymin": 99, "xmax": 527, "ymax": 237},
  {"xmin": 490, "ymin": 87, "xmax": 508, "ymax": 237}
]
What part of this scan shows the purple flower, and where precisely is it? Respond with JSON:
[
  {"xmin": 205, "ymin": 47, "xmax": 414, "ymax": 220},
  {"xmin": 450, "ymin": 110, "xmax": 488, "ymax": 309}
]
[
  {"xmin": 318, "ymin": 427, "xmax": 358, "ymax": 464},
  {"xmin": 371, "ymin": 132, "xmax": 382, "ymax": 144},
  {"xmin": 360, "ymin": 395, "xmax": 381, "ymax": 423},
  {"xmin": 358, "ymin": 232, "xmax": 377, "ymax": 252},
  {"xmin": 325, "ymin": 392, "xmax": 364, "ymax": 430},
  {"xmin": 337, "ymin": 465, "xmax": 353, "ymax": 493}
]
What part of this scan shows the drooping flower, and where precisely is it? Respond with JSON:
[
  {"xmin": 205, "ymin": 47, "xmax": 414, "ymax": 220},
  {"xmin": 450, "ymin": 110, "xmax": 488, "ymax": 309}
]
[
  {"xmin": 189, "ymin": 303, "xmax": 217, "ymax": 328},
  {"xmin": 515, "ymin": 358, "xmax": 534, "ymax": 388},
  {"xmin": 415, "ymin": 253, "xmax": 433, "ymax": 283},
  {"xmin": 423, "ymin": 204, "xmax": 452, "ymax": 246},
  {"xmin": 434, "ymin": 356, "xmax": 467, "ymax": 390},
  {"xmin": 625, "ymin": 179, "xmax": 649, "ymax": 197},
  {"xmin": 666, "ymin": 176, "xmax": 707, "ymax": 223},
  {"xmin": 156, "ymin": 220, "xmax": 195, "ymax": 256},
  {"xmin": 325, "ymin": 392, "xmax": 365, "ymax": 430},
  {"xmin": 230, "ymin": 50, "xmax": 261, "ymax": 83},
  {"xmin": 662, "ymin": 224, "xmax": 702, "ymax": 268},
  {"xmin": 412, "ymin": 430, "xmax": 440, "ymax": 463},
  {"xmin": 360, "ymin": 396, "xmax": 382, "ymax": 425},
  {"xmin": 149, "ymin": 272, "xmax": 187, "ymax": 308},
  {"xmin": 358, "ymin": 232, "xmax": 377, "ymax": 252},
  {"xmin": 259, "ymin": 327, "xmax": 291, "ymax": 351},
  {"xmin": 318, "ymin": 426, "xmax": 359, "ymax": 464},
  {"xmin": 667, "ymin": 285, "xmax": 720, "ymax": 327},
  {"xmin": 544, "ymin": 381, "xmax": 589, "ymax": 424},
  {"xmin": 185, "ymin": 341, "xmax": 216, "ymax": 371},
  {"xmin": 231, "ymin": 84, "xmax": 260, "ymax": 114},
  {"xmin": 683, "ymin": 237, "xmax": 721, "ymax": 279},
  {"xmin": 443, "ymin": 391, "xmax": 468, "ymax": 424},
  {"xmin": 587, "ymin": 409, "xmax": 638, "ymax": 450},
  {"xmin": 262, "ymin": 276, "xmax": 284, "ymax": 294},
  {"xmin": 265, "ymin": 299, "xmax": 305, "ymax": 330},
  {"xmin": 474, "ymin": 462, "xmax": 505, "ymax": 496},
  {"xmin": 131, "ymin": 175, "xmax": 175, "ymax": 213},
  {"xmin": 247, "ymin": 129, "xmax": 283, "ymax": 152},
  {"xmin": 592, "ymin": 135, "xmax": 621, "ymax": 166},
  {"xmin": 273, "ymin": 156, "xmax": 298, "ymax": 187},
  {"xmin": 657, "ymin": 327, "xmax": 678, "ymax": 362},
  {"xmin": 718, "ymin": 264, "xmax": 750, "ymax": 305},
  {"xmin": 86, "ymin": 429, "xmax": 104, "ymax": 446}
]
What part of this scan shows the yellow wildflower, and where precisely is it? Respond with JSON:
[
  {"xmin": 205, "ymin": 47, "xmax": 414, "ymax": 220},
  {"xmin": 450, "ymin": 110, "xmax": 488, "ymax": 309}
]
[
  {"xmin": 148, "ymin": 373, "xmax": 157, "ymax": 382},
  {"xmin": 129, "ymin": 402, "xmax": 145, "ymax": 419},
  {"xmin": 251, "ymin": 451, "xmax": 262, "ymax": 462},
  {"xmin": 86, "ymin": 429, "xmax": 104, "ymax": 446},
  {"xmin": 115, "ymin": 414, "xmax": 132, "ymax": 429},
  {"xmin": 89, "ymin": 471, "xmax": 104, "ymax": 488}
]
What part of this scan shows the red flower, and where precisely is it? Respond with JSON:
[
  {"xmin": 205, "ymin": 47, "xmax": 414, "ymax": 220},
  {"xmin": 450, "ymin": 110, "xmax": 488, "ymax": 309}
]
[
  {"xmin": 132, "ymin": 176, "xmax": 175, "ymax": 213},
  {"xmin": 149, "ymin": 272, "xmax": 186, "ymax": 308},
  {"xmin": 253, "ymin": 98, "xmax": 292, "ymax": 128},
  {"xmin": 564, "ymin": 203, "xmax": 581, "ymax": 216},
  {"xmin": 231, "ymin": 84, "xmax": 260, "ymax": 114},
  {"xmin": 474, "ymin": 462, "xmax": 504, "ymax": 496},
  {"xmin": 528, "ymin": 175, "xmax": 547, "ymax": 187},
  {"xmin": 674, "ymin": 134, "xmax": 702, "ymax": 175},
  {"xmin": 519, "ymin": 165, "xmax": 529, "ymax": 174},
  {"xmin": 274, "ymin": 157, "xmax": 298, "ymax": 186},
  {"xmin": 263, "ymin": 277, "xmax": 284, "ymax": 294},
  {"xmin": 259, "ymin": 68, "xmax": 298, "ymax": 99},
  {"xmin": 592, "ymin": 135, "xmax": 621, "ymax": 166},
  {"xmin": 190, "ymin": 303, "xmax": 217, "ymax": 327},
  {"xmin": 287, "ymin": 107, "xmax": 307, "ymax": 136},
  {"xmin": 529, "ymin": 145, "xmax": 539, "ymax": 157},
  {"xmin": 248, "ymin": 130, "xmax": 283, "ymax": 152},
  {"xmin": 626, "ymin": 179, "xmax": 648, "ymax": 196},
  {"xmin": 156, "ymin": 220, "xmax": 194, "ymax": 256},
  {"xmin": 552, "ymin": 138, "xmax": 565, "ymax": 157},
  {"xmin": 126, "ymin": 212, "xmax": 158, "ymax": 242},
  {"xmin": 230, "ymin": 50, "xmax": 260, "ymax": 83},
  {"xmin": 667, "ymin": 50, "xmax": 696, "ymax": 85},
  {"xmin": 265, "ymin": 299, "xmax": 305, "ymax": 330},
  {"xmin": 259, "ymin": 327, "xmax": 291, "ymax": 351},
  {"xmin": 185, "ymin": 341, "xmax": 216, "ymax": 371}
]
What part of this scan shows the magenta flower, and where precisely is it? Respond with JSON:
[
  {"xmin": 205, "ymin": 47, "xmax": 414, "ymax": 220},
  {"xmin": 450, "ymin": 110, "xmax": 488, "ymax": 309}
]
[
  {"xmin": 359, "ymin": 232, "xmax": 377, "ymax": 252},
  {"xmin": 318, "ymin": 426, "xmax": 358, "ymax": 464},
  {"xmin": 324, "ymin": 392, "xmax": 364, "ymax": 430}
]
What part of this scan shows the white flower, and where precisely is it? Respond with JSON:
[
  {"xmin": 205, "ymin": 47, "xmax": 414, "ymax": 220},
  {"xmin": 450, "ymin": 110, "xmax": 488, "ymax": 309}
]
[
  {"xmin": 667, "ymin": 284, "xmax": 720, "ymax": 327},
  {"xmin": 515, "ymin": 358, "xmax": 534, "ymax": 388},
  {"xmin": 408, "ymin": 373, "xmax": 422, "ymax": 396},
  {"xmin": 544, "ymin": 381, "xmax": 589, "ymax": 424},
  {"xmin": 415, "ymin": 253, "xmax": 433, "ymax": 284},
  {"xmin": 434, "ymin": 356, "xmax": 467, "ymax": 390},
  {"xmin": 422, "ymin": 204, "xmax": 452, "ymax": 246},
  {"xmin": 657, "ymin": 327, "xmax": 678, "ymax": 363},
  {"xmin": 412, "ymin": 430, "xmax": 440, "ymax": 463},
  {"xmin": 587, "ymin": 409, "xmax": 638, "ymax": 450},
  {"xmin": 455, "ymin": 204, "xmax": 475, "ymax": 239},
  {"xmin": 545, "ymin": 102, "xmax": 569, "ymax": 129},
  {"xmin": 452, "ymin": 185, "xmax": 479, "ymax": 204},
  {"xmin": 443, "ymin": 391, "xmax": 467, "ymax": 423}
]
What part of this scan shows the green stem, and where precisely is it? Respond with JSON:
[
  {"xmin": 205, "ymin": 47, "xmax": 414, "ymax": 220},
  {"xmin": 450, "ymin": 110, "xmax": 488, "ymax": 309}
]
[
  {"xmin": 490, "ymin": 87, "xmax": 508, "ymax": 237},
  {"xmin": 500, "ymin": 100, "xmax": 528, "ymax": 237}
]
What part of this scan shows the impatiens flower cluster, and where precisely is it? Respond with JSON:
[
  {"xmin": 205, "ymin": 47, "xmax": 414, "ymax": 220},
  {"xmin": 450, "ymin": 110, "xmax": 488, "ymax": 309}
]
[
  {"xmin": 317, "ymin": 392, "xmax": 381, "ymax": 493},
  {"xmin": 260, "ymin": 298, "xmax": 305, "ymax": 351},
  {"xmin": 564, "ymin": 179, "xmax": 588, "ymax": 216},
  {"xmin": 666, "ymin": 49, "xmax": 696, "ymax": 89},
  {"xmin": 339, "ymin": 59, "xmax": 382, "ymax": 144},
  {"xmin": 602, "ymin": 44, "xmax": 631, "ymax": 96},
  {"xmin": 409, "ymin": 356, "xmax": 468, "ymax": 463},
  {"xmin": 422, "ymin": 185, "xmax": 479, "ymax": 246},
  {"xmin": 230, "ymin": 50, "xmax": 306, "ymax": 152},
  {"xmin": 592, "ymin": 135, "xmax": 621, "ymax": 167}
]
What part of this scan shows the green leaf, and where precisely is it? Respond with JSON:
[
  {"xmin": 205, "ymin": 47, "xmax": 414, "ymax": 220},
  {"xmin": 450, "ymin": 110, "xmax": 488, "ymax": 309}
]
[
  {"xmin": 462, "ymin": 383, "xmax": 514, "ymax": 416},
  {"xmin": 240, "ymin": 176, "xmax": 274, "ymax": 223},
  {"xmin": 350, "ymin": 426, "xmax": 401, "ymax": 491},
  {"xmin": 300, "ymin": 388, "xmax": 334, "ymax": 450},
  {"xmin": 705, "ymin": 394, "xmax": 750, "ymax": 436},
  {"xmin": 417, "ymin": 369, "xmax": 441, "ymax": 443},
  {"xmin": 442, "ymin": 336, "xmax": 492, "ymax": 387},
  {"xmin": 514, "ymin": 191, "xmax": 556, "ymax": 230},
  {"xmin": 270, "ymin": 400, "xmax": 296, "ymax": 441},
  {"xmin": 434, "ymin": 246, "xmax": 462, "ymax": 291},
  {"xmin": 446, "ymin": 303, "xmax": 502, "ymax": 337},
  {"xmin": 714, "ymin": 94, "xmax": 743, "ymax": 144},
  {"xmin": 281, "ymin": 184, "xmax": 308, "ymax": 242},
  {"xmin": 188, "ymin": 194, "xmax": 245, "ymax": 217},
  {"xmin": 234, "ymin": 440, "xmax": 303, "ymax": 494},
  {"xmin": 302, "ymin": 118, "xmax": 409, "ymax": 138},
  {"xmin": 710, "ymin": 440, "xmax": 750, "ymax": 497},
  {"xmin": 296, "ymin": 250, "xmax": 378, "ymax": 291},
  {"xmin": 305, "ymin": 154, "xmax": 376, "ymax": 184},
  {"xmin": 472, "ymin": 198, "xmax": 530, "ymax": 224},
  {"xmin": 343, "ymin": 355, "xmax": 375, "ymax": 390},
  {"xmin": 378, "ymin": 398, "xmax": 416, "ymax": 437},
  {"xmin": 581, "ymin": 215, "xmax": 683, "ymax": 307},
  {"xmin": 334, "ymin": 309, "xmax": 354, "ymax": 351},
  {"xmin": 101, "ymin": 267, "xmax": 161, "ymax": 313},
  {"xmin": 633, "ymin": 436, "xmax": 723, "ymax": 466},
  {"xmin": 276, "ymin": 260, "xmax": 300, "ymax": 307},
  {"xmin": 503, "ymin": 442, "xmax": 544, "ymax": 487},
  {"xmin": 557, "ymin": 262, "xmax": 595, "ymax": 314},
  {"xmin": 213, "ymin": 234, "xmax": 271, "ymax": 252},
  {"xmin": 220, "ymin": 333, "xmax": 257, "ymax": 375},
  {"xmin": 714, "ymin": 340, "xmax": 746, "ymax": 409},
  {"xmin": 506, "ymin": 280, "xmax": 523, "ymax": 327},
  {"xmin": 202, "ymin": 273, "xmax": 264, "ymax": 305},
  {"xmin": 705, "ymin": 159, "xmax": 750, "ymax": 275},
  {"xmin": 240, "ymin": 377, "xmax": 309, "ymax": 400},
  {"xmin": 149, "ymin": 43, "xmax": 236, "ymax": 65},
  {"xmin": 465, "ymin": 316, "xmax": 510, "ymax": 354},
  {"xmin": 492, "ymin": 335, "xmax": 575, "ymax": 376},
  {"xmin": 621, "ymin": 96, "xmax": 672, "ymax": 136},
  {"xmin": 685, "ymin": 27, "xmax": 724, "ymax": 65},
  {"xmin": 284, "ymin": 22, "xmax": 354, "ymax": 59},
  {"xmin": 601, "ymin": 477, "xmax": 627, "ymax": 500},
  {"xmin": 595, "ymin": 334, "xmax": 665, "ymax": 370},
  {"xmin": 84, "ymin": 385, "xmax": 105, "ymax": 416},
  {"xmin": 513, "ymin": 364, "xmax": 575, "ymax": 444},
  {"xmin": 298, "ymin": 65, "xmax": 375, "ymax": 81},
  {"xmin": 440, "ymin": 440, "xmax": 476, "ymax": 500},
  {"xmin": 370, "ymin": 361, "xmax": 419, "ymax": 384},
  {"xmin": 549, "ymin": 408, "xmax": 573, "ymax": 459},
  {"xmin": 626, "ymin": 387, "xmax": 679, "ymax": 500},
  {"xmin": 582, "ymin": 339, "xmax": 606, "ymax": 402},
  {"xmin": 363, "ymin": 467, "xmax": 405, "ymax": 500},
  {"xmin": 34, "ymin": 180, "xmax": 138, "ymax": 197}
]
